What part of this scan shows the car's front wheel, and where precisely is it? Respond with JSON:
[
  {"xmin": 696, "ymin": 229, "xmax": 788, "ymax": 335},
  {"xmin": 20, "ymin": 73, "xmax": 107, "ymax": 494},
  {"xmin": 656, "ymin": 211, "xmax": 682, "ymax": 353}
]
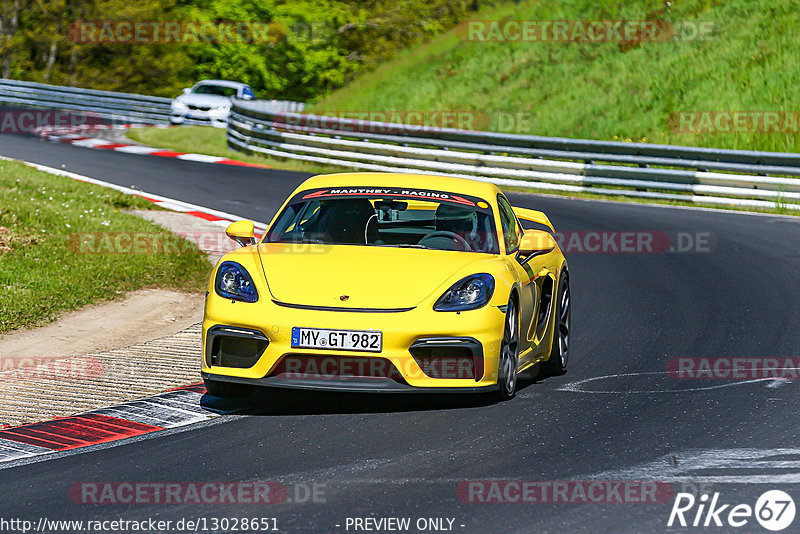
[
  {"xmin": 495, "ymin": 297, "xmax": 519, "ymax": 401},
  {"xmin": 543, "ymin": 272, "xmax": 570, "ymax": 376}
]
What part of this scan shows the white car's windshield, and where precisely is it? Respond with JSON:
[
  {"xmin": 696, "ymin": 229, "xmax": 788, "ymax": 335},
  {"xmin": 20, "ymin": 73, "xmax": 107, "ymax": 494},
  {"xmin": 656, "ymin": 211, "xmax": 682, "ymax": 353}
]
[
  {"xmin": 192, "ymin": 84, "xmax": 237, "ymax": 97},
  {"xmin": 267, "ymin": 188, "xmax": 499, "ymax": 253}
]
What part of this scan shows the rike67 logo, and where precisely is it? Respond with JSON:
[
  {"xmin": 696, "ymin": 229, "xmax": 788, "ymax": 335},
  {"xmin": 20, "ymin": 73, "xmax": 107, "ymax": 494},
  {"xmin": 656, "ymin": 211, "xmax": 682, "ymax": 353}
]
[{"xmin": 668, "ymin": 490, "xmax": 796, "ymax": 531}]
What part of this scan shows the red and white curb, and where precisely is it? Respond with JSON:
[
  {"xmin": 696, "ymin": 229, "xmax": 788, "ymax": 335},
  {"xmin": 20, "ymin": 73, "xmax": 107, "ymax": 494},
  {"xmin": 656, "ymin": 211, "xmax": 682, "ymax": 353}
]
[
  {"xmin": 0, "ymin": 385, "xmax": 220, "ymax": 464},
  {"xmin": 35, "ymin": 124, "xmax": 270, "ymax": 169},
  {"xmin": 34, "ymin": 123, "xmax": 146, "ymax": 137},
  {"xmin": 0, "ymin": 156, "xmax": 268, "ymax": 235}
]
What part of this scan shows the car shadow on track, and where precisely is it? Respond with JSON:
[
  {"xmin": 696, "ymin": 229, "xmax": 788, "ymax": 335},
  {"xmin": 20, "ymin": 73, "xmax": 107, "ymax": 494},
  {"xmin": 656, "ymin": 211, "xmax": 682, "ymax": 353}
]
[
  {"xmin": 200, "ymin": 369, "xmax": 552, "ymax": 416},
  {"xmin": 201, "ymin": 389, "xmax": 497, "ymax": 416}
]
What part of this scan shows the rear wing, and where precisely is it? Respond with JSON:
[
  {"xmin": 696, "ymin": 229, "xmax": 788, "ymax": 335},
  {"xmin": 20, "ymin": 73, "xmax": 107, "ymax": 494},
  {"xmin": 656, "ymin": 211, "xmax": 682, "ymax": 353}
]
[{"xmin": 512, "ymin": 207, "xmax": 554, "ymax": 233}]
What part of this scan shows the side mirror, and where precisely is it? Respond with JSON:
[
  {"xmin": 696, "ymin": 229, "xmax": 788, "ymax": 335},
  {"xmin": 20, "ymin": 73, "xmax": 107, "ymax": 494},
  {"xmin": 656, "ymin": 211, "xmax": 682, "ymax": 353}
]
[
  {"xmin": 225, "ymin": 220, "xmax": 256, "ymax": 247},
  {"xmin": 241, "ymin": 94, "xmax": 254, "ymax": 100},
  {"xmin": 517, "ymin": 230, "xmax": 556, "ymax": 264},
  {"xmin": 182, "ymin": 88, "xmax": 191, "ymax": 94}
]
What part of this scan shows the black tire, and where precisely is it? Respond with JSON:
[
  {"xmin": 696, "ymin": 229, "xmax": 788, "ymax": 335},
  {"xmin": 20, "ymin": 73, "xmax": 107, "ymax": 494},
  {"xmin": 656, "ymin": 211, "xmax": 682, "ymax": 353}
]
[
  {"xmin": 495, "ymin": 297, "xmax": 520, "ymax": 401},
  {"xmin": 203, "ymin": 378, "xmax": 253, "ymax": 399},
  {"xmin": 543, "ymin": 272, "xmax": 570, "ymax": 376}
]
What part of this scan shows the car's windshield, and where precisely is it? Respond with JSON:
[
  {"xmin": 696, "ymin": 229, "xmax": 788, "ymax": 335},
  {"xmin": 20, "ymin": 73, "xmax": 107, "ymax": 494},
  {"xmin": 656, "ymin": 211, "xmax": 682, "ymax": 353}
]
[
  {"xmin": 266, "ymin": 188, "xmax": 499, "ymax": 253},
  {"xmin": 192, "ymin": 84, "xmax": 237, "ymax": 97}
]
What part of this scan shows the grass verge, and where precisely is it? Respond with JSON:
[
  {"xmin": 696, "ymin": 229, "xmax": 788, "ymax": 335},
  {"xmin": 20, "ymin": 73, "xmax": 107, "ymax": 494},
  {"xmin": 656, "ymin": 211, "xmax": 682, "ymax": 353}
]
[
  {"xmin": 126, "ymin": 126, "xmax": 339, "ymax": 175},
  {"xmin": 312, "ymin": 0, "xmax": 800, "ymax": 153},
  {"xmin": 0, "ymin": 159, "xmax": 211, "ymax": 334}
]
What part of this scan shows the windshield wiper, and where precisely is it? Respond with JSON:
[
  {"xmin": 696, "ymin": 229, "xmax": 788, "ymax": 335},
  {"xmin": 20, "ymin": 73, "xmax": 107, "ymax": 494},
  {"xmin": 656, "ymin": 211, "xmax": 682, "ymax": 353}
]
[
  {"xmin": 269, "ymin": 238, "xmax": 327, "ymax": 245},
  {"xmin": 377, "ymin": 244, "xmax": 431, "ymax": 249}
]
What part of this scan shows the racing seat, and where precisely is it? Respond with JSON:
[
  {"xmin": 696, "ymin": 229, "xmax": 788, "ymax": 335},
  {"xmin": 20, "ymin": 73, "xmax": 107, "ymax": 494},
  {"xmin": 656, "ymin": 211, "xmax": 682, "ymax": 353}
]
[
  {"xmin": 433, "ymin": 204, "xmax": 481, "ymax": 251},
  {"xmin": 320, "ymin": 199, "xmax": 377, "ymax": 244}
]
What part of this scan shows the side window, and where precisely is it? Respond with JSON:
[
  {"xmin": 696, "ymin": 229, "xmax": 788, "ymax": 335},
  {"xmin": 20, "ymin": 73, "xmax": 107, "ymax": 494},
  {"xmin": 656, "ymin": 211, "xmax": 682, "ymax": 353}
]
[{"xmin": 497, "ymin": 195, "xmax": 521, "ymax": 253}]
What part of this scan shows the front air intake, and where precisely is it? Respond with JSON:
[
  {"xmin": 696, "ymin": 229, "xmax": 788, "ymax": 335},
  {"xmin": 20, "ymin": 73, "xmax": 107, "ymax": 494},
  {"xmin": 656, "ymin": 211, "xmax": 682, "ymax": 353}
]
[
  {"xmin": 206, "ymin": 326, "xmax": 269, "ymax": 368},
  {"xmin": 409, "ymin": 337, "xmax": 484, "ymax": 381}
]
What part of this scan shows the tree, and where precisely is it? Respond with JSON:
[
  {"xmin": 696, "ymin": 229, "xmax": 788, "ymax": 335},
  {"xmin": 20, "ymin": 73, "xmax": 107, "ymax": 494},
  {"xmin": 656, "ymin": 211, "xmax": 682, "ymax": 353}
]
[
  {"xmin": 3, "ymin": 0, "xmax": 487, "ymax": 99},
  {"xmin": 0, "ymin": 0, "xmax": 24, "ymax": 78}
]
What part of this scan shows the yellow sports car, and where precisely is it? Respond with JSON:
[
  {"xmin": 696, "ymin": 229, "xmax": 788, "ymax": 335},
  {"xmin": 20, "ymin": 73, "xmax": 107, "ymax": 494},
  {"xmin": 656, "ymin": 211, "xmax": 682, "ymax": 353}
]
[{"xmin": 201, "ymin": 172, "xmax": 570, "ymax": 401}]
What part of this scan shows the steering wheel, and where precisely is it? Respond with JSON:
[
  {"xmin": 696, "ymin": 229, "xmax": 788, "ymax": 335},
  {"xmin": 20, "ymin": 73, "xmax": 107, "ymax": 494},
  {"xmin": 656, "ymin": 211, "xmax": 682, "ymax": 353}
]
[{"xmin": 418, "ymin": 231, "xmax": 472, "ymax": 252}]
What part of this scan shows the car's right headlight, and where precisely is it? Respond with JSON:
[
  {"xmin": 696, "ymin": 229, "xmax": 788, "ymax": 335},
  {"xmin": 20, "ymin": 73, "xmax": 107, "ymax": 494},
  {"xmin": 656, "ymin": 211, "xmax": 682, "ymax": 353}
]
[
  {"xmin": 433, "ymin": 273, "xmax": 494, "ymax": 312},
  {"xmin": 215, "ymin": 261, "xmax": 258, "ymax": 302}
]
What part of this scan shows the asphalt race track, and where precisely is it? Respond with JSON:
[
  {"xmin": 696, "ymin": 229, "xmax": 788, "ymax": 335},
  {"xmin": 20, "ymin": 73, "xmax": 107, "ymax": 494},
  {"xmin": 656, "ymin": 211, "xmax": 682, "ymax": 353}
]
[{"xmin": 2, "ymin": 133, "xmax": 800, "ymax": 532}]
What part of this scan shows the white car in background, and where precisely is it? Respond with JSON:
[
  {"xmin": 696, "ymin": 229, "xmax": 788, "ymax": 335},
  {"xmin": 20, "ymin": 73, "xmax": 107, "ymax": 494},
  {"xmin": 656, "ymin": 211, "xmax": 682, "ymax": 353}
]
[{"xmin": 170, "ymin": 80, "xmax": 255, "ymax": 127}]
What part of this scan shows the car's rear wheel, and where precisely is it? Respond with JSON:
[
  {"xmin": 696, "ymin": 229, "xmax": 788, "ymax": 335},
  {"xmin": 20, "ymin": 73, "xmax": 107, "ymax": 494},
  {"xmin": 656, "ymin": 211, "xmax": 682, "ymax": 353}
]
[
  {"xmin": 203, "ymin": 379, "xmax": 252, "ymax": 399},
  {"xmin": 495, "ymin": 297, "xmax": 519, "ymax": 401},
  {"xmin": 543, "ymin": 272, "xmax": 570, "ymax": 376}
]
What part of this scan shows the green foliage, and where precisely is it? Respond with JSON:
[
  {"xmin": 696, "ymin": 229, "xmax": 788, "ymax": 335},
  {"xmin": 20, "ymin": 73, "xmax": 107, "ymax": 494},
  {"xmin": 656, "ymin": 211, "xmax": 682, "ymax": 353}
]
[{"xmin": 2, "ymin": 0, "xmax": 485, "ymax": 101}]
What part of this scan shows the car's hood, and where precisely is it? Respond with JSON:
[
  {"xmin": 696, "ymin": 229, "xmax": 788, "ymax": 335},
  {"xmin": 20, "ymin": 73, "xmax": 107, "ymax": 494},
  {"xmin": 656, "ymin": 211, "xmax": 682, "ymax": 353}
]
[
  {"xmin": 257, "ymin": 243, "xmax": 485, "ymax": 309},
  {"xmin": 174, "ymin": 93, "xmax": 231, "ymax": 108}
]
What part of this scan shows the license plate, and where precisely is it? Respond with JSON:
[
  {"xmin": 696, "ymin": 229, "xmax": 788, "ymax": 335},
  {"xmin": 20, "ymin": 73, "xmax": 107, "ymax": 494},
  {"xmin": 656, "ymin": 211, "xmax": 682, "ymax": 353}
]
[{"xmin": 291, "ymin": 327, "xmax": 382, "ymax": 353}]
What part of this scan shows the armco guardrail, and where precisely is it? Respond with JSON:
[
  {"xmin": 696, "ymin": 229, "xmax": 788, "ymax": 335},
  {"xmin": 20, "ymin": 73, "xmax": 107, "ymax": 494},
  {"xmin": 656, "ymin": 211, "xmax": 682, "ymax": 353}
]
[
  {"xmin": 240, "ymin": 99, "xmax": 305, "ymax": 114},
  {"xmin": 227, "ymin": 100, "xmax": 800, "ymax": 211},
  {"xmin": 0, "ymin": 78, "xmax": 173, "ymax": 124},
  {"xmin": 0, "ymin": 78, "xmax": 305, "ymax": 126}
]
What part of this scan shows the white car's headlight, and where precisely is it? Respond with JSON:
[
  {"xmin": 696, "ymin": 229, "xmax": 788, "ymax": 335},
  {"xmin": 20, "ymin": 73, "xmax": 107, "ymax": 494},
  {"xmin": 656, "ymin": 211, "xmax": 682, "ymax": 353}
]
[{"xmin": 171, "ymin": 101, "xmax": 188, "ymax": 112}]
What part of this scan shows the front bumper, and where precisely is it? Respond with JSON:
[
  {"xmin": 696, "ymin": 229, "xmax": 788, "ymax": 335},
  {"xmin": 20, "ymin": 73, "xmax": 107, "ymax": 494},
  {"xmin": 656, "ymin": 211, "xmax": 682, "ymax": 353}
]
[
  {"xmin": 202, "ymin": 297, "xmax": 506, "ymax": 393},
  {"xmin": 170, "ymin": 109, "xmax": 229, "ymax": 127},
  {"xmin": 201, "ymin": 371, "xmax": 498, "ymax": 393}
]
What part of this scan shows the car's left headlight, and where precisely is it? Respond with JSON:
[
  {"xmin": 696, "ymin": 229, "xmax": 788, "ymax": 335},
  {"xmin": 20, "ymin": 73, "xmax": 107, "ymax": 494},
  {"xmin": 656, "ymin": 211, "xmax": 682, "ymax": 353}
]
[
  {"xmin": 171, "ymin": 101, "xmax": 188, "ymax": 112},
  {"xmin": 434, "ymin": 273, "xmax": 494, "ymax": 312},
  {"xmin": 215, "ymin": 261, "xmax": 258, "ymax": 302}
]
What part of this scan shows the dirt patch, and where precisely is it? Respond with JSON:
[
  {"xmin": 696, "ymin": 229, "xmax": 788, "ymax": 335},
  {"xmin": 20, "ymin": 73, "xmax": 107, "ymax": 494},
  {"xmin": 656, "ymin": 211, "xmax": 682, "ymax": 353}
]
[
  {"xmin": 0, "ymin": 288, "xmax": 204, "ymax": 359},
  {"xmin": 0, "ymin": 224, "xmax": 40, "ymax": 253},
  {"xmin": 0, "ymin": 226, "xmax": 11, "ymax": 253}
]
